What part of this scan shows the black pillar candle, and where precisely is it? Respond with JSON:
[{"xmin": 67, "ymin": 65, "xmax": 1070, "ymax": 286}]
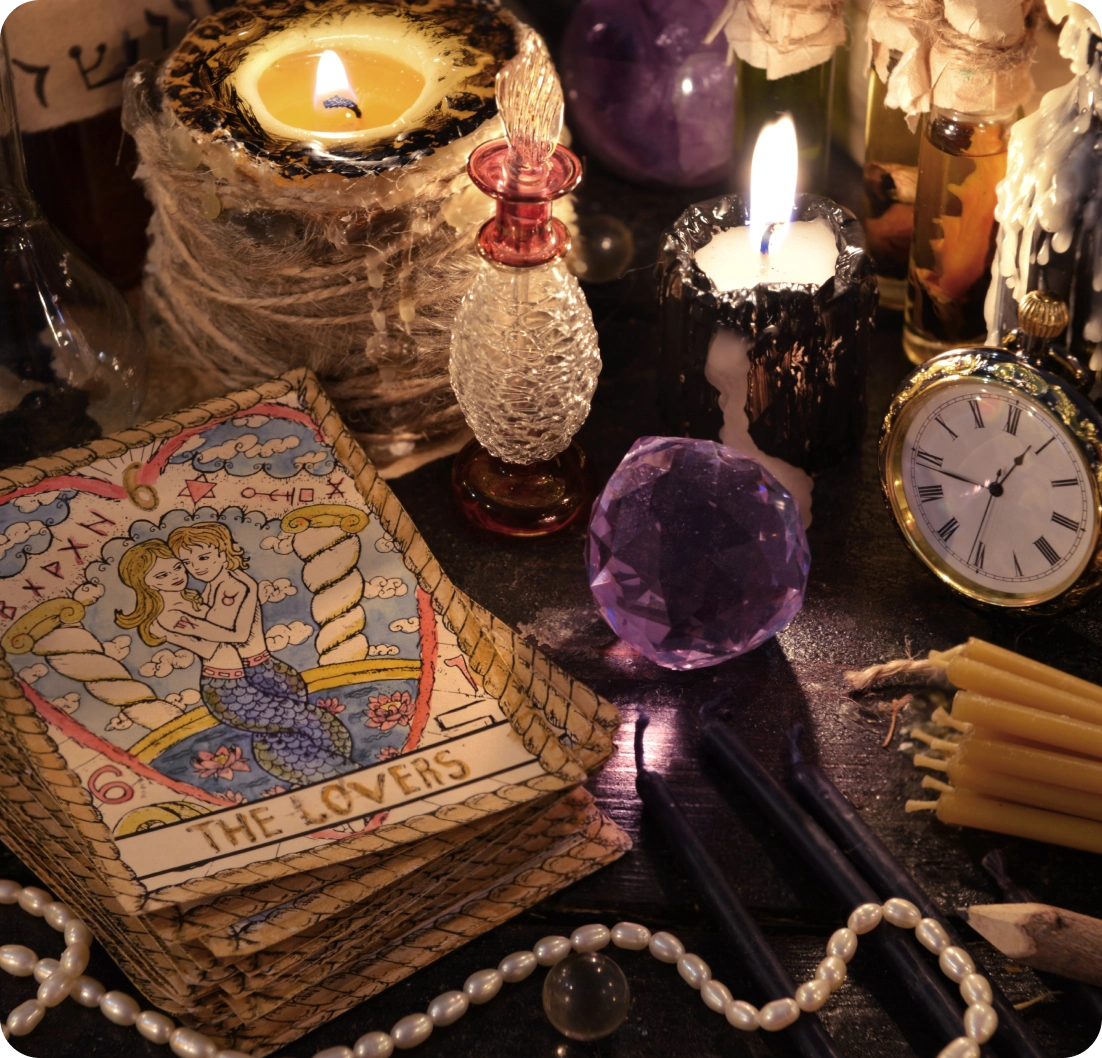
[
  {"xmin": 786, "ymin": 730, "xmax": 1049, "ymax": 1058},
  {"xmin": 634, "ymin": 717, "xmax": 845, "ymax": 1058},
  {"xmin": 657, "ymin": 195, "xmax": 877, "ymax": 477},
  {"xmin": 700, "ymin": 720, "xmax": 994, "ymax": 1056}
]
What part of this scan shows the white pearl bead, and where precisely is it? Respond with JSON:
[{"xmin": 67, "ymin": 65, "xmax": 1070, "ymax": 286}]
[
  {"xmin": 0, "ymin": 944, "xmax": 37, "ymax": 977},
  {"xmin": 498, "ymin": 950, "xmax": 537, "ymax": 982},
  {"xmin": 33, "ymin": 957, "xmax": 60, "ymax": 983},
  {"xmin": 17, "ymin": 886, "xmax": 51, "ymax": 916},
  {"xmin": 847, "ymin": 902, "xmax": 883, "ymax": 934},
  {"xmin": 391, "ymin": 1012, "xmax": 432, "ymax": 1049},
  {"xmin": 570, "ymin": 924, "xmax": 610, "ymax": 952},
  {"xmin": 964, "ymin": 1001, "xmax": 999, "ymax": 1043},
  {"xmin": 725, "ymin": 999, "xmax": 759, "ymax": 1031},
  {"xmin": 353, "ymin": 1031, "xmax": 395, "ymax": 1058},
  {"xmin": 100, "ymin": 990, "xmax": 141, "ymax": 1026},
  {"xmin": 816, "ymin": 955, "xmax": 848, "ymax": 991},
  {"xmin": 64, "ymin": 920, "xmax": 93, "ymax": 947},
  {"xmin": 915, "ymin": 918, "xmax": 951, "ymax": 954},
  {"xmin": 136, "ymin": 1010, "xmax": 176, "ymax": 1044},
  {"xmin": 611, "ymin": 922, "xmax": 651, "ymax": 951},
  {"xmin": 216, "ymin": 1052, "xmax": 251, "ymax": 1058},
  {"xmin": 533, "ymin": 935, "xmax": 572, "ymax": 966},
  {"xmin": 648, "ymin": 931, "xmax": 685, "ymax": 964},
  {"xmin": 757, "ymin": 997, "xmax": 801, "ymax": 1031},
  {"xmin": 700, "ymin": 979, "xmax": 732, "ymax": 1014},
  {"xmin": 938, "ymin": 946, "xmax": 976, "ymax": 983},
  {"xmin": 464, "ymin": 968, "xmax": 503, "ymax": 1004},
  {"xmin": 676, "ymin": 953, "xmax": 711, "ymax": 989},
  {"xmin": 314, "ymin": 1048, "xmax": 354, "ymax": 1058},
  {"xmin": 0, "ymin": 880, "xmax": 22, "ymax": 905},
  {"xmin": 826, "ymin": 927, "xmax": 858, "ymax": 963},
  {"xmin": 71, "ymin": 976, "xmax": 105, "ymax": 1008},
  {"xmin": 43, "ymin": 902, "xmax": 74, "ymax": 932},
  {"xmin": 169, "ymin": 1026, "xmax": 216, "ymax": 1058},
  {"xmin": 796, "ymin": 978, "xmax": 832, "ymax": 1012},
  {"xmin": 37, "ymin": 972, "xmax": 74, "ymax": 1007},
  {"xmin": 959, "ymin": 973, "xmax": 993, "ymax": 1007},
  {"xmin": 60, "ymin": 942, "xmax": 90, "ymax": 977},
  {"xmin": 937, "ymin": 1036, "xmax": 981, "ymax": 1058},
  {"xmin": 882, "ymin": 897, "xmax": 922, "ymax": 929},
  {"xmin": 6, "ymin": 998, "xmax": 44, "ymax": 1036},
  {"xmin": 427, "ymin": 990, "xmax": 468, "ymax": 1027}
]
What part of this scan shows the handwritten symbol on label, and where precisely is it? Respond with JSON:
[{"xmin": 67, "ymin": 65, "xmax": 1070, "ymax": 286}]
[
  {"xmin": 220, "ymin": 594, "xmax": 238, "ymax": 607},
  {"xmin": 174, "ymin": 616, "xmax": 197, "ymax": 631},
  {"xmin": 89, "ymin": 765, "xmax": 134, "ymax": 805}
]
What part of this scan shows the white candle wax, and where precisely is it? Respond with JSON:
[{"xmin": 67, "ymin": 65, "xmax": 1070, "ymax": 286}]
[{"xmin": 695, "ymin": 219, "xmax": 839, "ymax": 291}]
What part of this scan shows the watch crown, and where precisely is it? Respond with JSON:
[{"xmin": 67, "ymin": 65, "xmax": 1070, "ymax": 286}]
[{"xmin": 1018, "ymin": 290, "xmax": 1069, "ymax": 340}]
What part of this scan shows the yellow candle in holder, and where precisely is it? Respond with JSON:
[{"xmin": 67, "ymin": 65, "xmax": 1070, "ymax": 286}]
[
  {"xmin": 938, "ymin": 761, "xmax": 1102, "ymax": 823},
  {"xmin": 908, "ymin": 788, "xmax": 1102, "ymax": 855},
  {"xmin": 946, "ymin": 656, "xmax": 1102, "ymax": 728},
  {"xmin": 952, "ymin": 691, "xmax": 1102, "ymax": 758},
  {"xmin": 256, "ymin": 48, "xmax": 425, "ymax": 135},
  {"xmin": 956, "ymin": 736, "xmax": 1102, "ymax": 796}
]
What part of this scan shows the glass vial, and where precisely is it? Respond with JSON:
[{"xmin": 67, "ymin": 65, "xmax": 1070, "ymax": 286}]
[
  {"xmin": 734, "ymin": 55, "xmax": 836, "ymax": 194},
  {"xmin": 0, "ymin": 32, "xmax": 147, "ymax": 469},
  {"xmin": 903, "ymin": 104, "xmax": 1014, "ymax": 364},
  {"xmin": 862, "ymin": 57, "xmax": 920, "ymax": 312}
]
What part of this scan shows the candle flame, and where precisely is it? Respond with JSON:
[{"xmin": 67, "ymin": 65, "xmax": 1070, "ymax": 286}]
[
  {"xmin": 750, "ymin": 115, "xmax": 798, "ymax": 253},
  {"xmin": 314, "ymin": 49, "xmax": 358, "ymax": 113}
]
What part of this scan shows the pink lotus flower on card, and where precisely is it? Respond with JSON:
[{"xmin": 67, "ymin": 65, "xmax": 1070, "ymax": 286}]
[
  {"xmin": 378, "ymin": 746, "xmax": 402, "ymax": 762},
  {"xmin": 222, "ymin": 790, "xmax": 247, "ymax": 806},
  {"xmin": 315, "ymin": 697, "xmax": 345, "ymax": 715},
  {"xmin": 192, "ymin": 745, "xmax": 251, "ymax": 782},
  {"xmin": 365, "ymin": 691, "xmax": 415, "ymax": 732},
  {"xmin": 263, "ymin": 786, "xmax": 288, "ymax": 798}
]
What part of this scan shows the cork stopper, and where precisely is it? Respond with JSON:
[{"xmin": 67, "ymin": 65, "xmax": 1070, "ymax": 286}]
[{"xmin": 1017, "ymin": 290, "xmax": 1069, "ymax": 340}]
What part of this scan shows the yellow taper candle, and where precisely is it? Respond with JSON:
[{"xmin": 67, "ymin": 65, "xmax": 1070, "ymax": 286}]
[
  {"xmin": 952, "ymin": 691, "xmax": 1102, "ymax": 758},
  {"xmin": 955, "ymin": 736, "xmax": 1102, "ymax": 796},
  {"xmin": 938, "ymin": 761, "xmax": 1102, "ymax": 823},
  {"xmin": 907, "ymin": 788, "xmax": 1102, "ymax": 855},
  {"xmin": 955, "ymin": 638, "xmax": 1102, "ymax": 704},
  {"xmin": 946, "ymin": 656, "xmax": 1102, "ymax": 727}
]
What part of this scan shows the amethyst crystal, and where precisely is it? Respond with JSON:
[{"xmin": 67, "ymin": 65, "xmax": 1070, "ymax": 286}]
[
  {"xmin": 560, "ymin": 0, "xmax": 734, "ymax": 188},
  {"xmin": 586, "ymin": 437, "xmax": 810, "ymax": 670}
]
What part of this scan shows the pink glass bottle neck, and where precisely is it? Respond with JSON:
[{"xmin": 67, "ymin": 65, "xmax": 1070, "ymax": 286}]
[{"xmin": 467, "ymin": 140, "xmax": 582, "ymax": 268}]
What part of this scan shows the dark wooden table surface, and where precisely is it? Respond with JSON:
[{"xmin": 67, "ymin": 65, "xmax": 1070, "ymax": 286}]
[{"xmin": 3, "ymin": 83, "xmax": 1102, "ymax": 1058}]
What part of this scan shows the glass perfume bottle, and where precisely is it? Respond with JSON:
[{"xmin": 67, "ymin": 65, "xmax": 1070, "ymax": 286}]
[
  {"xmin": 734, "ymin": 55, "xmax": 835, "ymax": 194},
  {"xmin": 903, "ymin": 104, "xmax": 1014, "ymax": 364},
  {"xmin": 862, "ymin": 56, "xmax": 920, "ymax": 312},
  {"xmin": 0, "ymin": 32, "xmax": 146, "ymax": 470},
  {"xmin": 449, "ymin": 33, "xmax": 601, "ymax": 536}
]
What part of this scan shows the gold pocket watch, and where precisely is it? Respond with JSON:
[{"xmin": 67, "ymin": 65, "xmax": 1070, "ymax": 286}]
[{"xmin": 880, "ymin": 293, "xmax": 1102, "ymax": 614}]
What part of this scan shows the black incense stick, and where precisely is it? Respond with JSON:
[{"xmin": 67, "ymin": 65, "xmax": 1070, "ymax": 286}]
[
  {"xmin": 785, "ymin": 727, "xmax": 1048, "ymax": 1058},
  {"xmin": 634, "ymin": 717, "xmax": 845, "ymax": 1058},
  {"xmin": 982, "ymin": 850, "xmax": 1102, "ymax": 1023},
  {"xmin": 700, "ymin": 719, "xmax": 994, "ymax": 1057}
]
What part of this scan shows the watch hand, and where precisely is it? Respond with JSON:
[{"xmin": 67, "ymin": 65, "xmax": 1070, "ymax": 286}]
[
  {"xmin": 928, "ymin": 467, "xmax": 983, "ymax": 488},
  {"xmin": 968, "ymin": 480, "xmax": 998, "ymax": 564},
  {"xmin": 998, "ymin": 446, "xmax": 1032, "ymax": 488}
]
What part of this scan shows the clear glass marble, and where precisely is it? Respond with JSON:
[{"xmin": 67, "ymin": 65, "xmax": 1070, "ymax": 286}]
[
  {"xmin": 541, "ymin": 952, "xmax": 631, "ymax": 1042},
  {"xmin": 449, "ymin": 258, "xmax": 600, "ymax": 465}
]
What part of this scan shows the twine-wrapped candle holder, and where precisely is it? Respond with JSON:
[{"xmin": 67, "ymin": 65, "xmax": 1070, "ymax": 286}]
[{"xmin": 123, "ymin": 0, "xmax": 523, "ymax": 474}]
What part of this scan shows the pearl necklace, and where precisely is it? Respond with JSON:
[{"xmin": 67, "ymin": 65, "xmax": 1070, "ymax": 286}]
[{"xmin": 0, "ymin": 879, "xmax": 997, "ymax": 1058}]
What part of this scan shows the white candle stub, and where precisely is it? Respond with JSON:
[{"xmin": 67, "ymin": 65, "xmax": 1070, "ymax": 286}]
[{"xmin": 695, "ymin": 221, "xmax": 840, "ymax": 291}]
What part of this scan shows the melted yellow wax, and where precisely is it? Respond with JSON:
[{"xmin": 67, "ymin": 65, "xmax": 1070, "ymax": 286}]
[{"xmin": 256, "ymin": 48, "xmax": 425, "ymax": 134}]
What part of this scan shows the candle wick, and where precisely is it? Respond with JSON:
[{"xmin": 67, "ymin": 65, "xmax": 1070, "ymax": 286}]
[
  {"xmin": 634, "ymin": 714, "xmax": 651, "ymax": 772},
  {"xmin": 323, "ymin": 95, "xmax": 362, "ymax": 119},
  {"xmin": 760, "ymin": 222, "xmax": 780, "ymax": 256}
]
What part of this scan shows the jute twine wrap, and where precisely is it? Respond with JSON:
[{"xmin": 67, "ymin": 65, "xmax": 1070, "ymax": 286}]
[
  {"xmin": 121, "ymin": 11, "xmax": 525, "ymax": 476},
  {"xmin": 705, "ymin": 0, "xmax": 846, "ymax": 78},
  {"xmin": 870, "ymin": 0, "xmax": 1037, "ymax": 122}
]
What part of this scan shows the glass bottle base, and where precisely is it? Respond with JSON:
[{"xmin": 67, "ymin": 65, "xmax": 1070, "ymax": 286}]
[
  {"xmin": 876, "ymin": 275, "xmax": 907, "ymax": 313},
  {"xmin": 902, "ymin": 325, "xmax": 984, "ymax": 365},
  {"xmin": 451, "ymin": 439, "xmax": 589, "ymax": 537}
]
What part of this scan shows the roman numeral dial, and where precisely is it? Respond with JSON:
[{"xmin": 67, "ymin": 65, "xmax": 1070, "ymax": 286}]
[{"xmin": 893, "ymin": 381, "xmax": 1097, "ymax": 604}]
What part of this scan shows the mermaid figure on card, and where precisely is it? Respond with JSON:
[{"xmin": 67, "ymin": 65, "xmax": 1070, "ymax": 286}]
[{"xmin": 115, "ymin": 528, "xmax": 353, "ymax": 787}]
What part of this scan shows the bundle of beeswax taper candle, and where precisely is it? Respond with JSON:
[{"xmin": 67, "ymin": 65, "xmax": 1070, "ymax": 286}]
[{"xmin": 847, "ymin": 639, "xmax": 1102, "ymax": 855}]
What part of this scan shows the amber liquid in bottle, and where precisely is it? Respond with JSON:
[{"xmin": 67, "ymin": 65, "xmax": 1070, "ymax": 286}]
[
  {"xmin": 903, "ymin": 107, "xmax": 1011, "ymax": 364},
  {"xmin": 862, "ymin": 65, "xmax": 920, "ymax": 312}
]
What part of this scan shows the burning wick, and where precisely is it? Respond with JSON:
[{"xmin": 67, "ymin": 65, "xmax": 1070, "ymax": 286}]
[
  {"xmin": 323, "ymin": 95, "xmax": 362, "ymax": 118},
  {"xmin": 760, "ymin": 222, "xmax": 781, "ymax": 255},
  {"xmin": 315, "ymin": 49, "xmax": 361, "ymax": 121}
]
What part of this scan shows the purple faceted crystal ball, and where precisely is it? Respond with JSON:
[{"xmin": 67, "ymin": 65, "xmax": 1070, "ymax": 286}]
[
  {"xmin": 586, "ymin": 438, "xmax": 810, "ymax": 670},
  {"xmin": 560, "ymin": 0, "xmax": 734, "ymax": 188}
]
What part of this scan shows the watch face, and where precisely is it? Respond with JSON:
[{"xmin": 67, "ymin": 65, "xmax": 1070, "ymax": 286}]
[{"xmin": 886, "ymin": 378, "xmax": 1100, "ymax": 605}]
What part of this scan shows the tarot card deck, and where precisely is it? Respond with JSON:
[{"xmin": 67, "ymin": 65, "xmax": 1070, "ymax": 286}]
[{"xmin": 0, "ymin": 370, "xmax": 629, "ymax": 1054}]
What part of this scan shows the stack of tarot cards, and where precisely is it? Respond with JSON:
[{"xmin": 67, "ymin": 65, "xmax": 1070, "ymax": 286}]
[{"xmin": 0, "ymin": 371, "xmax": 629, "ymax": 1054}]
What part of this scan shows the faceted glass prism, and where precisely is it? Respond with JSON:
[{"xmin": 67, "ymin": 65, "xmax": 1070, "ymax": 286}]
[{"xmin": 586, "ymin": 437, "xmax": 810, "ymax": 670}]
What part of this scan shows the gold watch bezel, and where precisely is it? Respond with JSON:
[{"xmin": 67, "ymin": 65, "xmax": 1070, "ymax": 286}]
[{"xmin": 879, "ymin": 348, "xmax": 1102, "ymax": 614}]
